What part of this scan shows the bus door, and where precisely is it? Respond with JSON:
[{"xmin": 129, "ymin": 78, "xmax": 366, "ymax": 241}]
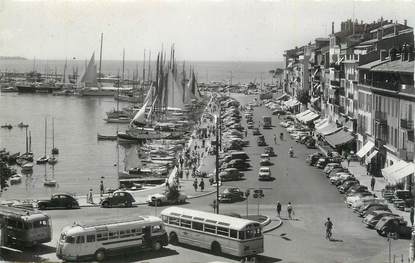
[{"xmin": 143, "ymin": 226, "xmax": 151, "ymax": 247}]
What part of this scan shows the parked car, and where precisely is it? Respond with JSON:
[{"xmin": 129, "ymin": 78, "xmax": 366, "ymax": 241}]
[
  {"xmin": 338, "ymin": 180, "xmax": 360, "ymax": 193},
  {"xmin": 345, "ymin": 185, "xmax": 369, "ymax": 196},
  {"xmin": 375, "ymin": 216, "xmax": 412, "ymax": 239},
  {"xmin": 222, "ymin": 159, "xmax": 250, "ymax": 170},
  {"xmin": 329, "ymin": 172, "xmax": 352, "ymax": 184},
  {"xmin": 265, "ymin": 146, "xmax": 277, "ymax": 157},
  {"xmin": 306, "ymin": 152, "xmax": 323, "ymax": 166},
  {"xmin": 100, "ymin": 191, "xmax": 135, "ymax": 208},
  {"xmin": 147, "ymin": 191, "xmax": 187, "ymax": 206},
  {"xmin": 305, "ymin": 139, "xmax": 317, "ymax": 149},
  {"xmin": 345, "ymin": 192, "xmax": 373, "ymax": 207},
  {"xmin": 323, "ymin": 163, "xmax": 342, "ymax": 174},
  {"xmin": 37, "ymin": 193, "xmax": 80, "ymax": 210},
  {"xmin": 259, "ymin": 154, "xmax": 272, "ymax": 166},
  {"xmin": 258, "ymin": 167, "xmax": 272, "ymax": 181},
  {"xmin": 361, "ymin": 205, "xmax": 391, "ymax": 218},
  {"xmin": 253, "ymin": 128, "xmax": 261, "ymax": 136},
  {"xmin": 363, "ymin": 210, "xmax": 398, "ymax": 228},
  {"xmin": 332, "ymin": 174, "xmax": 355, "ymax": 186},
  {"xmin": 219, "ymin": 168, "xmax": 244, "ymax": 181},
  {"xmin": 257, "ymin": 135, "xmax": 266, "ymax": 146},
  {"xmin": 327, "ymin": 167, "xmax": 348, "ymax": 178},
  {"xmin": 219, "ymin": 187, "xmax": 245, "ymax": 203}
]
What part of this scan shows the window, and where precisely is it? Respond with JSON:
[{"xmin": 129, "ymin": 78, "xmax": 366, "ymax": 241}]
[
  {"xmin": 109, "ymin": 231, "xmax": 118, "ymax": 240},
  {"xmin": 239, "ymin": 231, "xmax": 245, "ymax": 240},
  {"xmin": 169, "ymin": 217, "xmax": 179, "ymax": 226},
  {"xmin": 97, "ymin": 232, "xmax": 108, "ymax": 241},
  {"xmin": 65, "ymin": 236, "xmax": 75, "ymax": 243},
  {"xmin": 204, "ymin": 224, "xmax": 216, "ymax": 234},
  {"xmin": 395, "ymin": 128, "xmax": 398, "ymax": 147},
  {"xmin": 76, "ymin": 236, "xmax": 85, "ymax": 244},
  {"xmin": 161, "ymin": 215, "xmax": 168, "ymax": 223},
  {"xmin": 87, "ymin": 235, "xmax": 95, "ymax": 243},
  {"xmin": 192, "ymin": 222, "xmax": 203, "ymax": 231},
  {"xmin": 230, "ymin": 229, "xmax": 238, "ymax": 239},
  {"xmin": 152, "ymin": 225, "xmax": 162, "ymax": 233},
  {"xmin": 217, "ymin": 227, "xmax": 229, "ymax": 237},
  {"xmin": 180, "ymin": 219, "xmax": 191, "ymax": 228}
]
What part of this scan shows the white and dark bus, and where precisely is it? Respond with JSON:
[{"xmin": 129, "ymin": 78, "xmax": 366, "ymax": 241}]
[
  {"xmin": 56, "ymin": 216, "xmax": 168, "ymax": 262},
  {"xmin": 160, "ymin": 207, "xmax": 263, "ymax": 258},
  {"xmin": 0, "ymin": 205, "xmax": 52, "ymax": 247}
]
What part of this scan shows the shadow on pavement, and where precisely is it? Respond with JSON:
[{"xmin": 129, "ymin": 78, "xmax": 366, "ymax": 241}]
[
  {"xmin": 1, "ymin": 244, "xmax": 55, "ymax": 262},
  {"xmin": 329, "ymin": 238, "xmax": 344, "ymax": 242},
  {"xmin": 105, "ymin": 247, "xmax": 179, "ymax": 263}
]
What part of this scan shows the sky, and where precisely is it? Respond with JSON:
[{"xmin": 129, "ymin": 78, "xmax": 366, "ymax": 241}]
[{"xmin": 0, "ymin": 0, "xmax": 414, "ymax": 62}]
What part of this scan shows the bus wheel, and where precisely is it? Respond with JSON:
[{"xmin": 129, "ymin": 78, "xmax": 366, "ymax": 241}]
[
  {"xmin": 152, "ymin": 241, "xmax": 162, "ymax": 251},
  {"xmin": 169, "ymin": 232, "xmax": 179, "ymax": 245},
  {"xmin": 211, "ymin": 241, "xmax": 221, "ymax": 255},
  {"xmin": 95, "ymin": 249, "xmax": 106, "ymax": 262}
]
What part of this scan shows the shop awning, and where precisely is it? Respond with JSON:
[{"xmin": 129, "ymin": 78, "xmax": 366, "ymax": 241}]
[
  {"xmin": 315, "ymin": 118, "xmax": 328, "ymax": 128},
  {"xmin": 317, "ymin": 123, "xmax": 341, "ymax": 136},
  {"xmin": 356, "ymin": 141, "xmax": 375, "ymax": 158},
  {"xmin": 284, "ymin": 98, "xmax": 300, "ymax": 108},
  {"xmin": 365, "ymin": 150, "xmax": 378, "ymax": 165},
  {"xmin": 295, "ymin": 110, "xmax": 312, "ymax": 120},
  {"xmin": 298, "ymin": 112, "xmax": 314, "ymax": 122},
  {"xmin": 382, "ymin": 161, "xmax": 415, "ymax": 185},
  {"xmin": 324, "ymin": 129, "xmax": 355, "ymax": 148},
  {"xmin": 276, "ymin": 93, "xmax": 289, "ymax": 101},
  {"xmin": 301, "ymin": 112, "xmax": 320, "ymax": 123}
]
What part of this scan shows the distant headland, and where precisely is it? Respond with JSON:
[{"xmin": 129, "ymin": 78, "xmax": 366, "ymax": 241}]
[{"xmin": 0, "ymin": 56, "xmax": 27, "ymax": 60}]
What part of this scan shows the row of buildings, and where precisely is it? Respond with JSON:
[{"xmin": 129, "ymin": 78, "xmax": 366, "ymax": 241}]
[{"xmin": 282, "ymin": 18, "xmax": 414, "ymax": 191}]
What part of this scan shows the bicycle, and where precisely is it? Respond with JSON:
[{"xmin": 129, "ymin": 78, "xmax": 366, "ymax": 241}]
[{"xmin": 326, "ymin": 228, "xmax": 332, "ymax": 240}]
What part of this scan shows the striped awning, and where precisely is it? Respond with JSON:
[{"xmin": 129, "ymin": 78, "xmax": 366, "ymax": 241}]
[
  {"xmin": 382, "ymin": 161, "xmax": 415, "ymax": 185},
  {"xmin": 356, "ymin": 141, "xmax": 375, "ymax": 158}
]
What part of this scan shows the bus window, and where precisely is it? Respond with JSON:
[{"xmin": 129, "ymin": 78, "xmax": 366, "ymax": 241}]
[
  {"xmin": 239, "ymin": 231, "xmax": 245, "ymax": 240},
  {"xmin": 109, "ymin": 231, "xmax": 118, "ymax": 240},
  {"xmin": 230, "ymin": 229, "xmax": 238, "ymax": 238},
  {"xmin": 180, "ymin": 219, "xmax": 191, "ymax": 228},
  {"xmin": 204, "ymin": 224, "xmax": 216, "ymax": 234},
  {"xmin": 97, "ymin": 233, "xmax": 108, "ymax": 241},
  {"xmin": 24, "ymin": 222, "xmax": 32, "ymax": 230},
  {"xmin": 76, "ymin": 236, "xmax": 85, "ymax": 244},
  {"xmin": 161, "ymin": 215, "xmax": 168, "ymax": 223},
  {"xmin": 217, "ymin": 227, "xmax": 229, "ymax": 237},
  {"xmin": 169, "ymin": 217, "xmax": 179, "ymax": 225},
  {"xmin": 33, "ymin": 220, "xmax": 48, "ymax": 228},
  {"xmin": 192, "ymin": 222, "xmax": 203, "ymax": 231},
  {"xmin": 65, "ymin": 236, "xmax": 75, "ymax": 244},
  {"xmin": 86, "ymin": 235, "xmax": 95, "ymax": 243}
]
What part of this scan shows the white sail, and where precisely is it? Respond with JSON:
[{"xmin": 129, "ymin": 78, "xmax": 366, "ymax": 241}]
[
  {"xmin": 80, "ymin": 53, "xmax": 97, "ymax": 86},
  {"xmin": 167, "ymin": 70, "xmax": 184, "ymax": 110},
  {"xmin": 130, "ymin": 99, "xmax": 149, "ymax": 126},
  {"xmin": 147, "ymin": 95, "xmax": 157, "ymax": 123}
]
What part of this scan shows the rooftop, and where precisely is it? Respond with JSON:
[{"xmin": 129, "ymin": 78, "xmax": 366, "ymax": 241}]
[
  {"xmin": 371, "ymin": 59, "xmax": 414, "ymax": 74},
  {"xmin": 358, "ymin": 59, "xmax": 388, "ymax": 70}
]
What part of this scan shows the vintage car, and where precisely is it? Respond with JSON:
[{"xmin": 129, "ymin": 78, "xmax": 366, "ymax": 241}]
[
  {"xmin": 37, "ymin": 193, "xmax": 80, "ymax": 210},
  {"xmin": 219, "ymin": 168, "xmax": 244, "ymax": 181},
  {"xmin": 147, "ymin": 191, "xmax": 187, "ymax": 206},
  {"xmin": 259, "ymin": 154, "xmax": 273, "ymax": 166},
  {"xmin": 359, "ymin": 203, "xmax": 391, "ymax": 217},
  {"xmin": 323, "ymin": 163, "xmax": 342, "ymax": 174},
  {"xmin": 257, "ymin": 135, "xmax": 266, "ymax": 146},
  {"xmin": 363, "ymin": 211, "xmax": 399, "ymax": 228},
  {"xmin": 100, "ymin": 191, "xmax": 135, "ymax": 208},
  {"xmin": 306, "ymin": 152, "xmax": 323, "ymax": 166},
  {"xmin": 375, "ymin": 216, "xmax": 412, "ymax": 239},
  {"xmin": 219, "ymin": 187, "xmax": 245, "ymax": 203},
  {"xmin": 338, "ymin": 180, "xmax": 360, "ymax": 193},
  {"xmin": 252, "ymin": 128, "xmax": 261, "ymax": 136},
  {"xmin": 258, "ymin": 167, "xmax": 272, "ymax": 181},
  {"xmin": 221, "ymin": 159, "xmax": 250, "ymax": 170},
  {"xmin": 264, "ymin": 146, "xmax": 277, "ymax": 157}
]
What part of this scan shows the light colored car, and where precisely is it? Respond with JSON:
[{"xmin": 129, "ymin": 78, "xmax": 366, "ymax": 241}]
[
  {"xmin": 258, "ymin": 167, "xmax": 272, "ymax": 181},
  {"xmin": 147, "ymin": 191, "xmax": 187, "ymax": 206},
  {"xmin": 323, "ymin": 163, "xmax": 342, "ymax": 174},
  {"xmin": 329, "ymin": 173, "xmax": 353, "ymax": 184}
]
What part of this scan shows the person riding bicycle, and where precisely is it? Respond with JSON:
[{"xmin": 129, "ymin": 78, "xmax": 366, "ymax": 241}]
[
  {"xmin": 324, "ymin": 217, "xmax": 333, "ymax": 239},
  {"xmin": 280, "ymin": 132, "xmax": 284, "ymax": 140},
  {"xmin": 289, "ymin": 147, "xmax": 294, "ymax": 157}
]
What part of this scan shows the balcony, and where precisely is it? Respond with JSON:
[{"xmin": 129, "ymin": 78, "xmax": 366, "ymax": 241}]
[
  {"xmin": 359, "ymin": 79, "xmax": 400, "ymax": 91},
  {"xmin": 375, "ymin": 138, "xmax": 385, "ymax": 149},
  {"xmin": 400, "ymin": 119, "xmax": 414, "ymax": 130}
]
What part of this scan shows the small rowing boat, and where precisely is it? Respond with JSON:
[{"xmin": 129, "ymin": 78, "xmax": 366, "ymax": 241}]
[{"xmin": 97, "ymin": 133, "xmax": 117, "ymax": 141}]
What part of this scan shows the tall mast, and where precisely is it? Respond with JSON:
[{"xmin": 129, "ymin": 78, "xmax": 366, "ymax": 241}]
[
  {"xmin": 52, "ymin": 118, "xmax": 55, "ymax": 150},
  {"xmin": 25, "ymin": 127, "xmax": 28, "ymax": 153},
  {"xmin": 147, "ymin": 51, "xmax": 151, "ymax": 82},
  {"xmin": 122, "ymin": 48, "xmax": 125, "ymax": 84},
  {"xmin": 44, "ymin": 117, "xmax": 47, "ymax": 157},
  {"xmin": 98, "ymin": 33, "xmax": 103, "ymax": 85},
  {"xmin": 29, "ymin": 131, "xmax": 32, "ymax": 152},
  {"xmin": 142, "ymin": 49, "xmax": 146, "ymax": 84}
]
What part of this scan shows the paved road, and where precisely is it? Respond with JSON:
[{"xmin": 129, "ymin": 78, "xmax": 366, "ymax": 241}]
[{"xmin": 8, "ymin": 92, "xmax": 410, "ymax": 263}]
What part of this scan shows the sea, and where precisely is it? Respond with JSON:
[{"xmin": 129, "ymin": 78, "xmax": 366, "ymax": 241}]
[{"xmin": 0, "ymin": 59, "xmax": 283, "ymax": 201}]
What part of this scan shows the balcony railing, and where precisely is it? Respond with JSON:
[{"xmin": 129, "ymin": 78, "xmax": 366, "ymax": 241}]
[
  {"xmin": 359, "ymin": 79, "xmax": 401, "ymax": 91},
  {"xmin": 400, "ymin": 119, "xmax": 414, "ymax": 130}
]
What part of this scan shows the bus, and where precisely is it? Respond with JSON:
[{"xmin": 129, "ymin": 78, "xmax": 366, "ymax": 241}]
[
  {"xmin": 160, "ymin": 207, "xmax": 263, "ymax": 258},
  {"xmin": 0, "ymin": 205, "xmax": 52, "ymax": 247},
  {"xmin": 56, "ymin": 216, "xmax": 168, "ymax": 262}
]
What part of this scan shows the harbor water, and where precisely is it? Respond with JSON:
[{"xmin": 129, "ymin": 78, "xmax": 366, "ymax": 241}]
[{"xmin": 0, "ymin": 93, "xmax": 138, "ymax": 200}]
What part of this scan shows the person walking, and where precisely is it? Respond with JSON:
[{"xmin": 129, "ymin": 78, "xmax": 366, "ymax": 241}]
[
  {"xmin": 370, "ymin": 176, "xmax": 376, "ymax": 191},
  {"xmin": 99, "ymin": 180, "xmax": 104, "ymax": 197},
  {"xmin": 287, "ymin": 202, "xmax": 293, "ymax": 220},
  {"xmin": 347, "ymin": 154, "xmax": 351, "ymax": 167},
  {"xmin": 276, "ymin": 201, "xmax": 282, "ymax": 218},
  {"xmin": 199, "ymin": 178, "xmax": 205, "ymax": 192},
  {"xmin": 87, "ymin": 189, "xmax": 94, "ymax": 204},
  {"xmin": 411, "ymin": 207, "xmax": 414, "ymax": 226},
  {"xmin": 324, "ymin": 217, "xmax": 333, "ymax": 240},
  {"xmin": 193, "ymin": 178, "xmax": 198, "ymax": 192},
  {"xmin": 274, "ymin": 134, "xmax": 277, "ymax": 144}
]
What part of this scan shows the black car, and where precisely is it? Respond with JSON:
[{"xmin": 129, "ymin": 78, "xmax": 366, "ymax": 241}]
[
  {"xmin": 219, "ymin": 187, "xmax": 245, "ymax": 203},
  {"xmin": 100, "ymin": 191, "xmax": 135, "ymax": 208},
  {"xmin": 305, "ymin": 139, "xmax": 316, "ymax": 149},
  {"xmin": 37, "ymin": 193, "xmax": 80, "ymax": 210},
  {"xmin": 257, "ymin": 136, "xmax": 266, "ymax": 146},
  {"xmin": 222, "ymin": 159, "xmax": 251, "ymax": 170},
  {"xmin": 338, "ymin": 180, "xmax": 360, "ymax": 193},
  {"xmin": 306, "ymin": 152, "xmax": 323, "ymax": 166},
  {"xmin": 252, "ymin": 128, "xmax": 261, "ymax": 136}
]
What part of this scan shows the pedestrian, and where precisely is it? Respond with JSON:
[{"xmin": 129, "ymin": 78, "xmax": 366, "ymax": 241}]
[
  {"xmin": 199, "ymin": 178, "xmax": 205, "ymax": 192},
  {"xmin": 209, "ymin": 177, "xmax": 214, "ymax": 185},
  {"xmin": 347, "ymin": 154, "xmax": 351, "ymax": 167},
  {"xmin": 276, "ymin": 201, "xmax": 282, "ymax": 218},
  {"xmin": 180, "ymin": 157, "xmax": 184, "ymax": 170},
  {"xmin": 410, "ymin": 207, "xmax": 414, "ymax": 226},
  {"xmin": 370, "ymin": 176, "xmax": 376, "ymax": 191},
  {"xmin": 186, "ymin": 170, "xmax": 189, "ymax": 180},
  {"xmin": 277, "ymin": 113, "xmax": 280, "ymax": 119},
  {"xmin": 274, "ymin": 134, "xmax": 277, "ymax": 144},
  {"xmin": 165, "ymin": 178, "xmax": 170, "ymax": 189},
  {"xmin": 87, "ymin": 189, "xmax": 94, "ymax": 204},
  {"xmin": 287, "ymin": 202, "xmax": 294, "ymax": 220},
  {"xmin": 99, "ymin": 180, "xmax": 104, "ymax": 197},
  {"xmin": 193, "ymin": 178, "xmax": 198, "ymax": 192},
  {"xmin": 245, "ymin": 129, "xmax": 248, "ymax": 137}
]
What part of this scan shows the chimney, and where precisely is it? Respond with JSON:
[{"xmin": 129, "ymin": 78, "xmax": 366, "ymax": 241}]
[
  {"xmin": 404, "ymin": 19, "xmax": 407, "ymax": 26},
  {"xmin": 332, "ymin": 22, "xmax": 334, "ymax": 34},
  {"xmin": 380, "ymin": 50, "xmax": 388, "ymax": 61}
]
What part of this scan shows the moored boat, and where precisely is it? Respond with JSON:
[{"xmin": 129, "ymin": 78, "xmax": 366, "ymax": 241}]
[
  {"xmin": 21, "ymin": 162, "xmax": 34, "ymax": 173},
  {"xmin": 97, "ymin": 133, "xmax": 117, "ymax": 141},
  {"xmin": 10, "ymin": 174, "xmax": 22, "ymax": 184},
  {"xmin": 43, "ymin": 179, "xmax": 57, "ymax": 187}
]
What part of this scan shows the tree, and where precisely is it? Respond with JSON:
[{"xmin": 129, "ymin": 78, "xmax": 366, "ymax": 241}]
[
  {"xmin": 296, "ymin": 89, "xmax": 310, "ymax": 105},
  {"xmin": 0, "ymin": 161, "xmax": 12, "ymax": 192}
]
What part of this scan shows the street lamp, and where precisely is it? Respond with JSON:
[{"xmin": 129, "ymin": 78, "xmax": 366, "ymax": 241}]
[{"xmin": 215, "ymin": 111, "xmax": 220, "ymax": 214}]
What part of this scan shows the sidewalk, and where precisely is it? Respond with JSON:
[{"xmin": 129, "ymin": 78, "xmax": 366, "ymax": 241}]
[{"xmin": 342, "ymin": 160, "xmax": 411, "ymax": 223}]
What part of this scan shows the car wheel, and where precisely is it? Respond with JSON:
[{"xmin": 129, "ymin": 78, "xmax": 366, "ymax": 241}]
[
  {"xmin": 152, "ymin": 241, "xmax": 162, "ymax": 251},
  {"xmin": 156, "ymin": 200, "xmax": 162, "ymax": 207},
  {"xmin": 169, "ymin": 232, "xmax": 179, "ymax": 245},
  {"xmin": 126, "ymin": 201, "xmax": 132, "ymax": 207},
  {"xmin": 66, "ymin": 203, "xmax": 72, "ymax": 209},
  {"xmin": 101, "ymin": 201, "xmax": 109, "ymax": 208},
  {"xmin": 38, "ymin": 204, "xmax": 46, "ymax": 210},
  {"xmin": 95, "ymin": 249, "xmax": 106, "ymax": 262}
]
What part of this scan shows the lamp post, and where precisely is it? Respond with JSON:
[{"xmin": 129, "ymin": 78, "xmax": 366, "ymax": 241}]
[{"xmin": 215, "ymin": 109, "xmax": 221, "ymax": 214}]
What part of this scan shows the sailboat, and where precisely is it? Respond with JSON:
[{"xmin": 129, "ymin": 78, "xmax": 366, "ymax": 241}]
[
  {"xmin": 16, "ymin": 127, "xmax": 33, "ymax": 164},
  {"xmin": 43, "ymin": 160, "xmax": 57, "ymax": 187},
  {"xmin": 51, "ymin": 118, "xmax": 59, "ymax": 155},
  {"xmin": 36, "ymin": 118, "xmax": 48, "ymax": 164}
]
